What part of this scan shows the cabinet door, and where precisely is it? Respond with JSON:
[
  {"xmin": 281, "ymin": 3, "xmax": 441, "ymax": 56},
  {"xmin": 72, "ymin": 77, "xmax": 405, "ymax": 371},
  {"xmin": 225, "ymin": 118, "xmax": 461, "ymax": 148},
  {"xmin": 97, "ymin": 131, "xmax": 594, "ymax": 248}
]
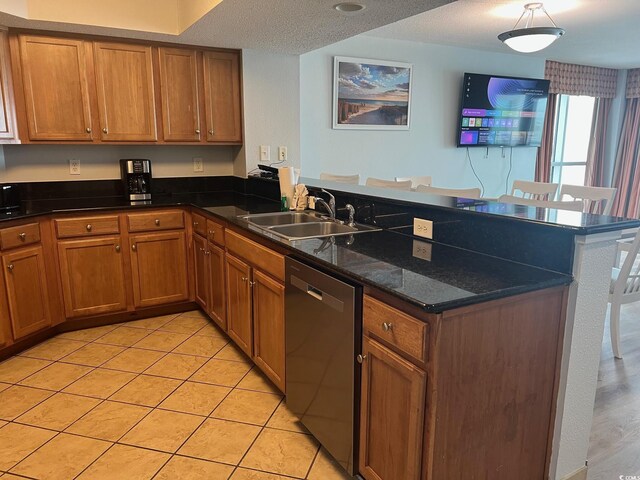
[
  {"xmin": 0, "ymin": 31, "xmax": 16, "ymax": 141},
  {"xmin": 158, "ymin": 47, "xmax": 201, "ymax": 142},
  {"xmin": 225, "ymin": 253, "xmax": 252, "ymax": 356},
  {"xmin": 2, "ymin": 246, "xmax": 51, "ymax": 339},
  {"xmin": 202, "ymin": 51, "xmax": 242, "ymax": 143},
  {"xmin": 130, "ymin": 231, "xmax": 189, "ymax": 307},
  {"xmin": 252, "ymin": 269, "xmax": 285, "ymax": 392},
  {"xmin": 359, "ymin": 336, "xmax": 426, "ymax": 480},
  {"xmin": 94, "ymin": 42, "xmax": 157, "ymax": 141},
  {"xmin": 207, "ymin": 242, "xmax": 227, "ymax": 331},
  {"xmin": 18, "ymin": 35, "xmax": 93, "ymax": 141},
  {"xmin": 193, "ymin": 233, "xmax": 209, "ymax": 309},
  {"xmin": 57, "ymin": 236, "xmax": 127, "ymax": 318}
]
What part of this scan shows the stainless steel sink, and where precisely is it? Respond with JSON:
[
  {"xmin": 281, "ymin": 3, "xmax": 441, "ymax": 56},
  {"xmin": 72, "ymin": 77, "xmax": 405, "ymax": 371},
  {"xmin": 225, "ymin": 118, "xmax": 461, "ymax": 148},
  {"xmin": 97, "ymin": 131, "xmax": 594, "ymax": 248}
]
[
  {"xmin": 239, "ymin": 211, "xmax": 380, "ymax": 240},
  {"xmin": 240, "ymin": 211, "xmax": 324, "ymax": 226}
]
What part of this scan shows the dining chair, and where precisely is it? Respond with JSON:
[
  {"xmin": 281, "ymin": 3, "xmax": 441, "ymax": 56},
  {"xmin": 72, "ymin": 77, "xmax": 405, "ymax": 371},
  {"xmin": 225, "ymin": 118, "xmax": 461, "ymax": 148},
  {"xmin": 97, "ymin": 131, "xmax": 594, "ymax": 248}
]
[
  {"xmin": 395, "ymin": 176, "xmax": 432, "ymax": 189},
  {"xmin": 365, "ymin": 177, "xmax": 413, "ymax": 190},
  {"xmin": 319, "ymin": 173, "xmax": 360, "ymax": 184},
  {"xmin": 511, "ymin": 180, "xmax": 559, "ymax": 200},
  {"xmin": 609, "ymin": 231, "xmax": 640, "ymax": 358},
  {"xmin": 416, "ymin": 185, "xmax": 481, "ymax": 199},
  {"xmin": 559, "ymin": 185, "xmax": 617, "ymax": 215},
  {"xmin": 497, "ymin": 195, "xmax": 584, "ymax": 212}
]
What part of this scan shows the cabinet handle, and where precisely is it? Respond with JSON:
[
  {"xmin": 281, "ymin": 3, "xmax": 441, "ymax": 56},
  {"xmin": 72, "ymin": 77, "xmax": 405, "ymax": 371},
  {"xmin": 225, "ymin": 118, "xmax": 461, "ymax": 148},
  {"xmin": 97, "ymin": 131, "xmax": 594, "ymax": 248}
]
[
  {"xmin": 7, "ymin": 264, "xmax": 14, "ymax": 271},
  {"xmin": 382, "ymin": 322, "xmax": 393, "ymax": 332},
  {"xmin": 86, "ymin": 127, "xmax": 92, "ymax": 133},
  {"xmin": 356, "ymin": 354, "xmax": 367, "ymax": 364},
  {"xmin": 131, "ymin": 244, "xmax": 137, "ymax": 251},
  {"xmin": 205, "ymin": 251, "xmax": 211, "ymax": 256},
  {"xmin": 241, "ymin": 277, "xmax": 248, "ymax": 282},
  {"xmin": 208, "ymin": 129, "xmax": 214, "ymax": 135},
  {"xmin": 193, "ymin": 221, "xmax": 199, "ymax": 227},
  {"xmin": 199, "ymin": 247, "xmax": 205, "ymax": 252},
  {"xmin": 209, "ymin": 229, "xmax": 215, "ymax": 235},
  {"xmin": 18, "ymin": 232, "xmax": 26, "ymax": 241},
  {"xmin": 155, "ymin": 219, "xmax": 160, "ymax": 226},
  {"xmin": 195, "ymin": 129, "xmax": 200, "ymax": 134},
  {"xmin": 249, "ymin": 280, "xmax": 255, "ymax": 287},
  {"xmin": 102, "ymin": 128, "xmax": 108, "ymax": 134},
  {"xmin": 86, "ymin": 224, "xmax": 92, "ymax": 232},
  {"xmin": 115, "ymin": 245, "xmax": 121, "ymax": 252}
]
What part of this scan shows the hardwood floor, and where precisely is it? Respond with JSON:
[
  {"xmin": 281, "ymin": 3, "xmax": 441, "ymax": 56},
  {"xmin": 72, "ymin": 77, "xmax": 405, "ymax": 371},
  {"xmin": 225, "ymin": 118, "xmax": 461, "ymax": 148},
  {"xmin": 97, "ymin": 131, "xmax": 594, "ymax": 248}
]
[{"xmin": 588, "ymin": 301, "xmax": 640, "ymax": 479}]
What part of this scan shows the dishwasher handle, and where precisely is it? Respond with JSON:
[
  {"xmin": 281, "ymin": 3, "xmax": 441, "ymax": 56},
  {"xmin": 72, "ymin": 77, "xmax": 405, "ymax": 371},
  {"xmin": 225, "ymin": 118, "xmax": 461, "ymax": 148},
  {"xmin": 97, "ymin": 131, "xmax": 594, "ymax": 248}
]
[{"xmin": 290, "ymin": 274, "xmax": 345, "ymax": 313}]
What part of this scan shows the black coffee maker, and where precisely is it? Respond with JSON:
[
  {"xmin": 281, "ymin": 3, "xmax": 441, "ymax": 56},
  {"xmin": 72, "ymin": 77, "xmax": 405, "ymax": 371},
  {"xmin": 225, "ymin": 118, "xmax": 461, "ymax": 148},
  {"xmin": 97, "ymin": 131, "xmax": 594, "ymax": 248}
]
[{"xmin": 120, "ymin": 159, "xmax": 152, "ymax": 202}]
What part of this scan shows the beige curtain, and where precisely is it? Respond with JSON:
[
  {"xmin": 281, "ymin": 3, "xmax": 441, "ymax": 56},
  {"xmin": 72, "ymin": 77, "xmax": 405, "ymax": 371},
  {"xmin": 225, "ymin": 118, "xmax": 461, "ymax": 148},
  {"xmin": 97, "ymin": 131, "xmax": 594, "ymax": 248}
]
[
  {"xmin": 585, "ymin": 97, "xmax": 613, "ymax": 189},
  {"xmin": 545, "ymin": 60, "xmax": 618, "ymax": 98},
  {"xmin": 535, "ymin": 93, "xmax": 558, "ymax": 183},
  {"xmin": 611, "ymin": 71, "xmax": 640, "ymax": 218}
]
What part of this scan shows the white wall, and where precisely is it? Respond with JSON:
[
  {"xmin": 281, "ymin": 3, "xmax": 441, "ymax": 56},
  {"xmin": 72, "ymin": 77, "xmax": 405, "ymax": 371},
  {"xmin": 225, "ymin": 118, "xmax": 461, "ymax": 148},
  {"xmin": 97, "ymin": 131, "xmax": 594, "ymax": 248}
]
[
  {"xmin": 236, "ymin": 49, "xmax": 301, "ymax": 177},
  {"xmin": 0, "ymin": 144, "xmax": 234, "ymax": 182},
  {"xmin": 299, "ymin": 36, "xmax": 546, "ymax": 198}
]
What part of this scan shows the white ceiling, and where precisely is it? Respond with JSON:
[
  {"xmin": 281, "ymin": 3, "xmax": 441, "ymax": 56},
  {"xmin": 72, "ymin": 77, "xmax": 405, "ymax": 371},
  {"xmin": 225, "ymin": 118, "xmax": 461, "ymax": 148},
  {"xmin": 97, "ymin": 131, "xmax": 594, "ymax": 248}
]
[
  {"xmin": 0, "ymin": 0, "xmax": 455, "ymax": 54},
  {"xmin": 368, "ymin": 0, "xmax": 640, "ymax": 69}
]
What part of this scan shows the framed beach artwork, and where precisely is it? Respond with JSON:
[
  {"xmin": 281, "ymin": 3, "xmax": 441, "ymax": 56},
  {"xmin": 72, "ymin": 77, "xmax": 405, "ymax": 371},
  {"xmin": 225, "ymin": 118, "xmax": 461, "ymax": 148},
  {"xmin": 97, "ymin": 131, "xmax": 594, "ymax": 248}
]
[{"xmin": 333, "ymin": 56, "xmax": 412, "ymax": 130}]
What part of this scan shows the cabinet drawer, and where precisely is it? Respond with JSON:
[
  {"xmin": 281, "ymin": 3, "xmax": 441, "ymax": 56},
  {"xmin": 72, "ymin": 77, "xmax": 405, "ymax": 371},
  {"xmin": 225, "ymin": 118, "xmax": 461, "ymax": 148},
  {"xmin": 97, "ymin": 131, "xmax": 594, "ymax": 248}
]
[
  {"xmin": 55, "ymin": 215, "xmax": 120, "ymax": 238},
  {"xmin": 207, "ymin": 218, "xmax": 225, "ymax": 246},
  {"xmin": 127, "ymin": 210, "xmax": 185, "ymax": 232},
  {"xmin": 226, "ymin": 230, "xmax": 284, "ymax": 282},
  {"xmin": 191, "ymin": 212, "xmax": 207, "ymax": 237},
  {"xmin": 364, "ymin": 296, "xmax": 429, "ymax": 364},
  {"xmin": 1, "ymin": 223, "xmax": 41, "ymax": 250}
]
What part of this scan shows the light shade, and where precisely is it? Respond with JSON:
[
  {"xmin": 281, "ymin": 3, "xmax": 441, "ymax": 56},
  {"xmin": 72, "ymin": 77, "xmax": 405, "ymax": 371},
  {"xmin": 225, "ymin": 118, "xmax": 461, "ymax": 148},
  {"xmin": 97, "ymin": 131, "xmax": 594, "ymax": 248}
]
[
  {"xmin": 498, "ymin": 3, "xmax": 565, "ymax": 53},
  {"xmin": 498, "ymin": 26, "xmax": 565, "ymax": 53}
]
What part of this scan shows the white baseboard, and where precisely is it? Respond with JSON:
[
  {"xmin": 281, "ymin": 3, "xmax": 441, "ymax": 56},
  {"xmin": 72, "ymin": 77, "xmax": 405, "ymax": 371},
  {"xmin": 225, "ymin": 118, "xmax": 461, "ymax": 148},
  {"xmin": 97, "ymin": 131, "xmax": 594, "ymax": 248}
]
[{"xmin": 560, "ymin": 466, "xmax": 588, "ymax": 480}]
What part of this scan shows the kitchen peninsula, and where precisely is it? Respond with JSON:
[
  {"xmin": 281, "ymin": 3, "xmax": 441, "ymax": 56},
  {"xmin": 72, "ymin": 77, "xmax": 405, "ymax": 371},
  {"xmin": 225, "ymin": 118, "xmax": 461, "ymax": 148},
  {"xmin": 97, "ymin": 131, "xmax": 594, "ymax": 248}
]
[{"xmin": 0, "ymin": 177, "xmax": 635, "ymax": 479}]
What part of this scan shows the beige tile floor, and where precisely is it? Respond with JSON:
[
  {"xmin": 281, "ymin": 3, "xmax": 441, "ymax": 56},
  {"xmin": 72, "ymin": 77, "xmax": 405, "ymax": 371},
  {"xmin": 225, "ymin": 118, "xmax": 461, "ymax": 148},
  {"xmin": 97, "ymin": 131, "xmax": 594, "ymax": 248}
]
[{"xmin": 0, "ymin": 310, "xmax": 352, "ymax": 480}]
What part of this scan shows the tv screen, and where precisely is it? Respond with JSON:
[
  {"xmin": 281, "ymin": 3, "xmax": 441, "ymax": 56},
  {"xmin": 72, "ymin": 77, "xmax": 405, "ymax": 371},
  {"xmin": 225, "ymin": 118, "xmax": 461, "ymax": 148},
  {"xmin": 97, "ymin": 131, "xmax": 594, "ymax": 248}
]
[{"xmin": 457, "ymin": 73, "xmax": 550, "ymax": 148}]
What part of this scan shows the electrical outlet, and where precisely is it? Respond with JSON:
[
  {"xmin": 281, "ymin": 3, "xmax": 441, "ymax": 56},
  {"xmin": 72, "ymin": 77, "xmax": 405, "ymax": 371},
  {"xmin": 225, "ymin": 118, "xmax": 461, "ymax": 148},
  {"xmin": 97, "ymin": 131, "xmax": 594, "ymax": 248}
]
[
  {"xmin": 193, "ymin": 157, "xmax": 204, "ymax": 172},
  {"xmin": 278, "ymin": 146, "xmax": 287, "ymax": 162},
  {"xmin": 412, "ymin": 240, "xmax": 432, "ymax": 261},
  {"xmin": 260, "ymin": 145, "xmax": 271, "ymax": 162},
  {"xmin": 69, "ymin": 159, "xmax": 81, "ymax": 175},
  {"xmin": 413, "ymin": 218, "xmax": 433, "ymax": 239}
]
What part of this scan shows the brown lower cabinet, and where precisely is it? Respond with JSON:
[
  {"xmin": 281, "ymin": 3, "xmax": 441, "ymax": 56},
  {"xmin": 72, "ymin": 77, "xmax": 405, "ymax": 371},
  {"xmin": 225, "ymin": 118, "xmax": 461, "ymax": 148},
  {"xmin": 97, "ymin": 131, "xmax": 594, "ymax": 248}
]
[
  {"xmin": 207, "ymin": 242, "xmax": 226, "ymax": 329},
  {"xmin": 225, "ymin": 253, "xmax": 253, "ymax": 355},
  {"xmin": 57, "ymin": 236, "xmax": 127, "ymax": 317},
  {"xmin": 1, "ymin": 245, "xmax": 51, "ymax": 339},
  {"xmin": 359, "ymin": 336, "xmax": 426, "ymax": 480},
  {"xmin": 193, "ymin": 233, "xmax": 209, "ymax": 307},
  {"xmin": 130, "ymin": 230, "xmax": 189, "ymax": 307}
]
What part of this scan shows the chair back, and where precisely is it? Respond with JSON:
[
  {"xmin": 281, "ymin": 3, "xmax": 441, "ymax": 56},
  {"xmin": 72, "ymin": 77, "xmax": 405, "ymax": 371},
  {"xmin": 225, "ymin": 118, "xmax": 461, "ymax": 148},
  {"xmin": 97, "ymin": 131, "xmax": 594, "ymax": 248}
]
[
  {"xmin": 319, "ymin": 173, "xmax": 360, "ymax": 184},
  {"xmin": 612, "ymin": 231, "xmax": 640, "ymax": 301},
  {"xmin": 395, "ymin": 176, "xmax": 432, "ymax": 189},
  {"xmin": 365, "ymin": 177, "xmax": 413, "ymax": 190},
  {"xmin": 511, "ymin": 180, "xmax": 559, "ymax": 200},
  {"xmin": 416, "ymin": 185, "xmax": 481, "ymax": 199},
  {"xmin": 497, "ymin": 194, "xmax": 584, "ymax": 211},
  {"xmin": 559, "ymin": 185, "xmax": 617, "ymax": 215}
]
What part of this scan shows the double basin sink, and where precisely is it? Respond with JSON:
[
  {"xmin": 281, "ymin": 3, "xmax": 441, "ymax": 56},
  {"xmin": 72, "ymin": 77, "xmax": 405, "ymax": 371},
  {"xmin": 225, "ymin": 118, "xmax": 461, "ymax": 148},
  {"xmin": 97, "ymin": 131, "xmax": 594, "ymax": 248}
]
[{"xmin": 240, "ymin": 211, "xmax": 380, "ymax": 241}]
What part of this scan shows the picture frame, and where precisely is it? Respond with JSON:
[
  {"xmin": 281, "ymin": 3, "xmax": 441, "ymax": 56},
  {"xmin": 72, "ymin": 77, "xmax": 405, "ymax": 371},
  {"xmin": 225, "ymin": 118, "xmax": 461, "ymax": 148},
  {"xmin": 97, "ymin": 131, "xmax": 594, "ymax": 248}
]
[{"xmin": 332, "ymin": 56, "xmax": 413, "ymax": 130}]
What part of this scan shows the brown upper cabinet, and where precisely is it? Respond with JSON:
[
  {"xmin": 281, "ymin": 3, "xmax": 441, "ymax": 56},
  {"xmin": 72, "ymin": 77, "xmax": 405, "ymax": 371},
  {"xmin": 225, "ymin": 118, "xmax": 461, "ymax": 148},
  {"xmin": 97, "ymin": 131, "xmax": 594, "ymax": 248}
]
[
  {"xmin": 0, "ymin": 30, "xmax": 17, "ymax": 142},
  {"xmin": 7, "ymin": 31, "xmax": 242, "ymax": 145},
  {"xmin": 94, "ymin": 42, "xmax": 157, "ymax": 141},
  {"xmin": 17, "ymin": 35, "xmax": 93, "ymax": 141},
  {"xmin": 158, "ymin": 47, "xmax": 201, "ymax": 142},
  {"xmin": 203, "ymin": 51, "xmax": 242, "ymax": 143}
]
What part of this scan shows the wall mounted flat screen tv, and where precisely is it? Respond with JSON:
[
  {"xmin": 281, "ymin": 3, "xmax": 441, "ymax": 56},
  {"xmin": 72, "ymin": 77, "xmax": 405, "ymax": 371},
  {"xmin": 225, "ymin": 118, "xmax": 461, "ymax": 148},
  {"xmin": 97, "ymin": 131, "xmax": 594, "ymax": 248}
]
[{"xmin": 457, "ymin": 73, "xmax": 550, "ymax": 147}]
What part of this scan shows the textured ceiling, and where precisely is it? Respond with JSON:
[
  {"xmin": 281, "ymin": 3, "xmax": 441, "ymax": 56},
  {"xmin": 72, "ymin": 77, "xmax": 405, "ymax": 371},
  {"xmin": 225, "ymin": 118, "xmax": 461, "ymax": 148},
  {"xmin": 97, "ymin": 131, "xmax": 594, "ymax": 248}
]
[
  {"xmin": 0, "ymin": 0, "xmax": 455, "ymax": 54},
  {"xmin": 368, "ymin": 0, "xmax": 640, "ymax": 69}
]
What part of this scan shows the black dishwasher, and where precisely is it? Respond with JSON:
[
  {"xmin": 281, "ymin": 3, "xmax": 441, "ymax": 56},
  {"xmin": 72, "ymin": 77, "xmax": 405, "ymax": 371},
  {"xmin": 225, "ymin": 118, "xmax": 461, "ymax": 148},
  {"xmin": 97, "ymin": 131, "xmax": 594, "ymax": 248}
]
[{"xmin": 285, "ymin": 257, "xmax": 362, "ymax": 476}]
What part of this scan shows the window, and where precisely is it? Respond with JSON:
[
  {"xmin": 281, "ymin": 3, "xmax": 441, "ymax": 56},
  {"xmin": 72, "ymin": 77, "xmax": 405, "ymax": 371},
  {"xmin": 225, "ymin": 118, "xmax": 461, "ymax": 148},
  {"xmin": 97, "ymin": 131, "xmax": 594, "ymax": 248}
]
[{"xmin": 550, "ymin": 95, "xmax": 596, "ymax": 186}]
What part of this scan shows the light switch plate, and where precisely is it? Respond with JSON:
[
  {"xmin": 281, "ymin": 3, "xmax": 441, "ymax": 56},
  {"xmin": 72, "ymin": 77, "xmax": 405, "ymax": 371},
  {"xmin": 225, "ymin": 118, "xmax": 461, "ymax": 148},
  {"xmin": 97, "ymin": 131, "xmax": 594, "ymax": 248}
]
[
  {"xmin": 278, "ymin": 146, "xmax": 287, "ymax": 161},
  {"xmin": 193, "ymin": 157, "xmax": 204, "ymax": 172},
  {"xmin": 260, "ymin": 145, "xmax": 271, "ymax": 162},
  {"xmin": 413, "ymin": 218, "xmax": 433, "ymax": 239}
]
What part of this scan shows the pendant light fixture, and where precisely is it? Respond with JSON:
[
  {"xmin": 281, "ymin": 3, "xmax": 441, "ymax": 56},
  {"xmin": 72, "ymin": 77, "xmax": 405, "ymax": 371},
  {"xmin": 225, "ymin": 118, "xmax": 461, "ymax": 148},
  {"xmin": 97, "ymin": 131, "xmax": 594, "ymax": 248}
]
[{"xmin": 498, "ymin": 3, "xmax": 565, "ymax": 53}]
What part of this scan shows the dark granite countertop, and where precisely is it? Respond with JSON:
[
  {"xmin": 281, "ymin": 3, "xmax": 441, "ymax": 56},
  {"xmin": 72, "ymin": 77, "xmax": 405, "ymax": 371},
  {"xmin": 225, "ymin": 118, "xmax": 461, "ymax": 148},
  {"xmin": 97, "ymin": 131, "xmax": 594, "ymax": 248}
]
[{"xmin": 0, "ymin": 191, "xmax": 572, "ymax": 312}]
